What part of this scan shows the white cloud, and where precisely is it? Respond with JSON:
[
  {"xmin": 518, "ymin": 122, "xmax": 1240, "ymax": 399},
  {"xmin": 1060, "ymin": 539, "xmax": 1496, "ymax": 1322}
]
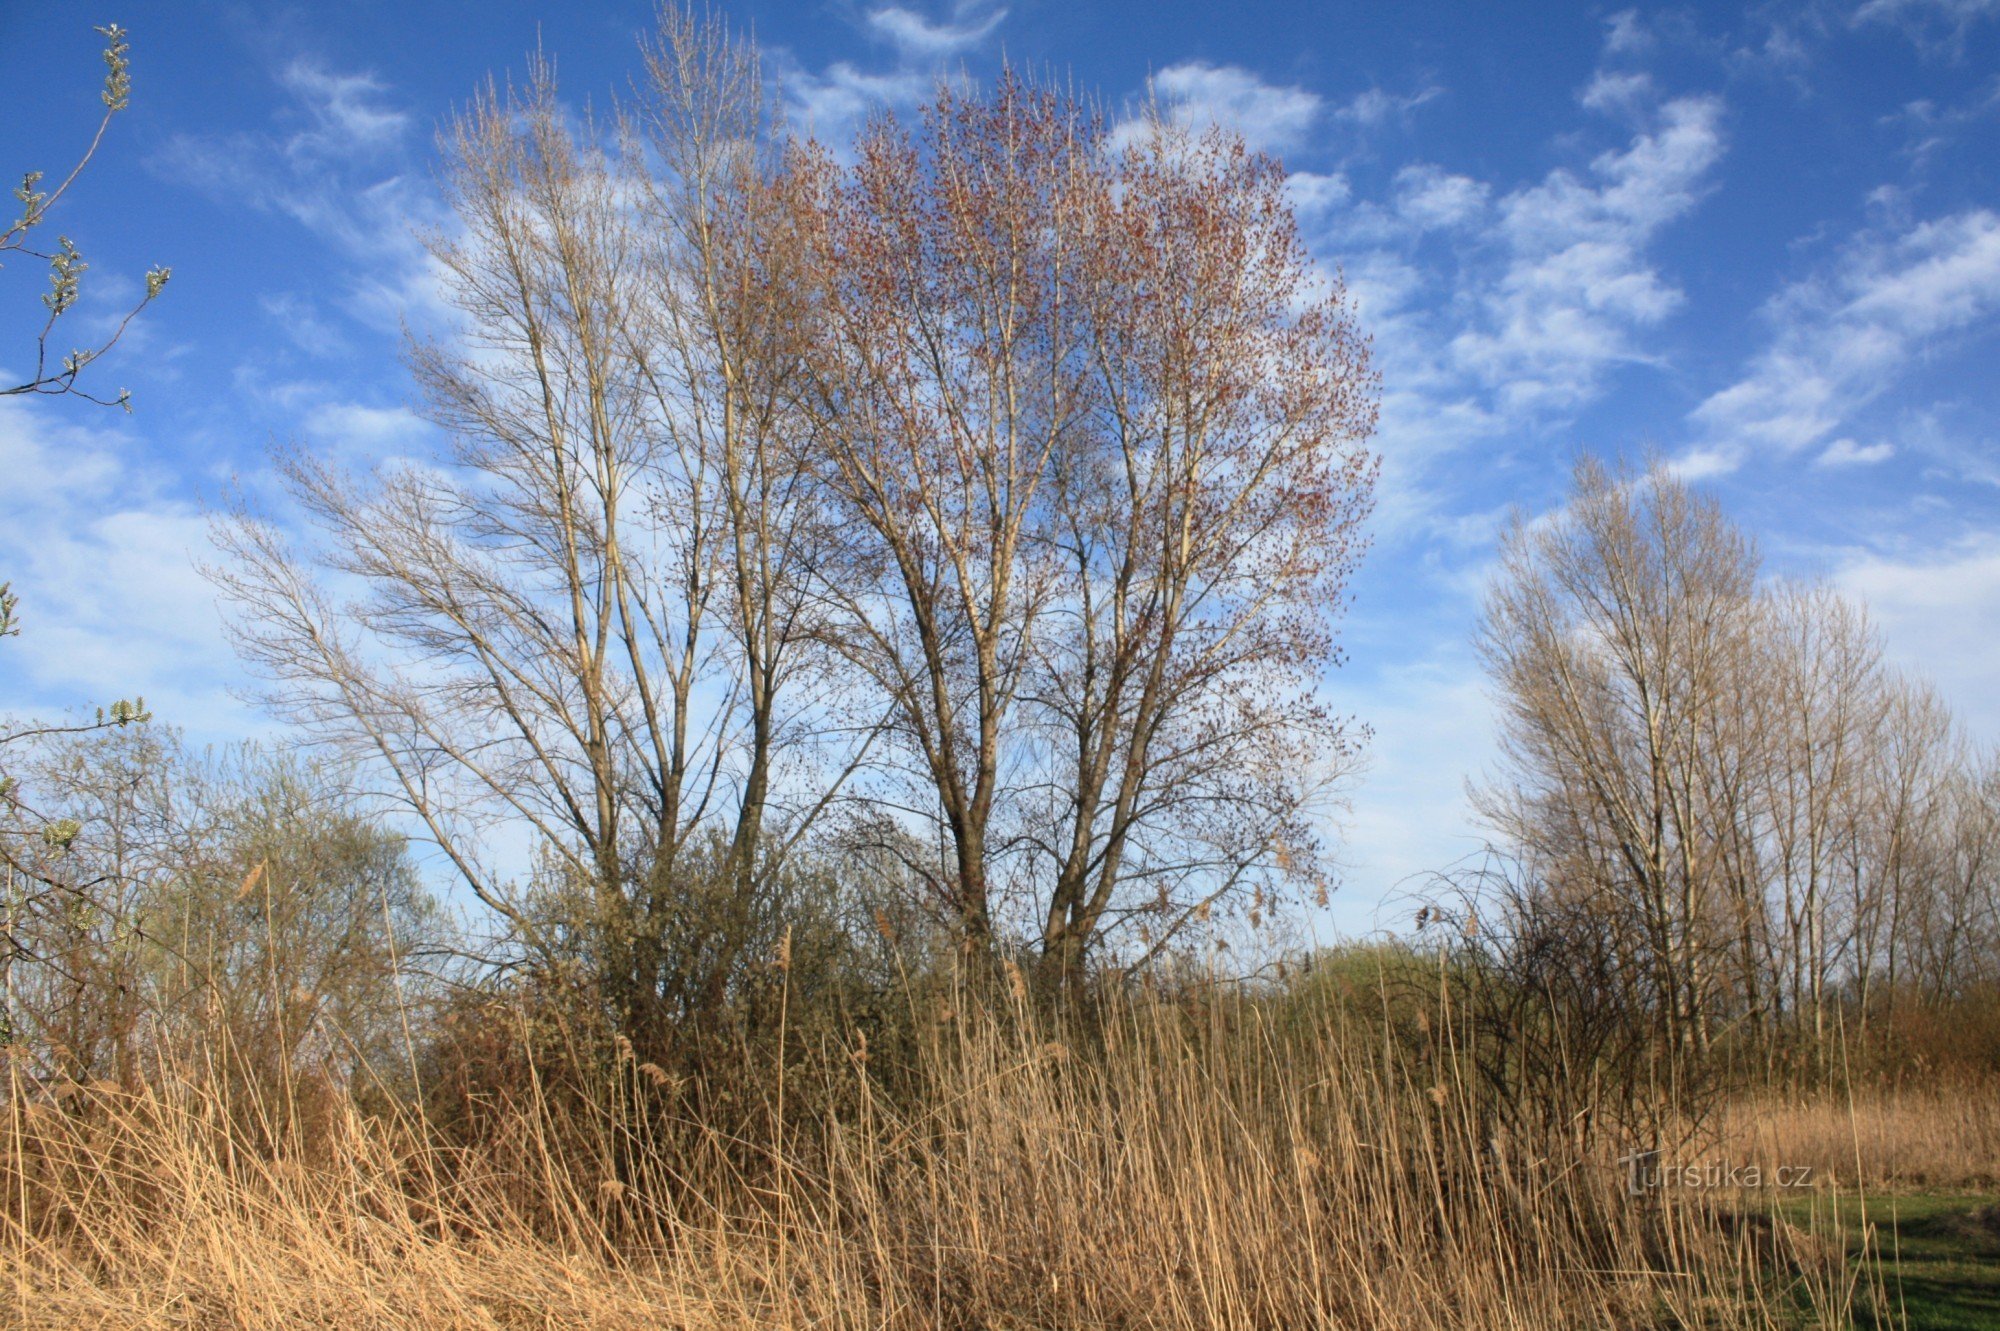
[
  {"xmin": 274, "ymin": 60, "xmax": 410, "ymax": 159},
  {"xmin": 1392, "ymin": 163, "xmax": 1488, "ymax": 233},
  {"xmin": 1128, "ymin": 64, "xmax": 1437, "ymax": 160},
  {"xmin": 1505, "ymin": 95, "xmax": 1725, "ymax": 241},
  {"xmin": 1449, "ymin": 95, "xmax": 1725, "ymax": 416},
  {"xmin": 1693, "ymin": 208, "xmax": 2000, "ymax": 458},
  {"xmin": 1603, "ymin": 8, "xmax": 1654, "ymax": 54},
  {"xmin": 781, "ymin": 60, "xmax": 930, "ymax": 145},
  {"xmin": 1667, "ymin": 446, "xmax": 1744, "ymax": 483},
  {"xmin": 864, "ymin": 3, "xmax": 1007, "ymax": 58},
  {"xmin": 781, "ymin": 3, "xmax": 1005, "ymax": 148},
  {"xmin": 0, "ymin": 400, "xmax": 251, "ymax": 739},
  {"xmin": 1883, "ymin": 78, "xmax": 2000, "ymax": 163},
  {"xmin": 1330, "ymin": 84, "xmax": 1442, "ymax": 128},
  {"xmin": 1884, "ymin": 407, "xmax": 2000, "ymax": 486},
  {"xmin": 1854, "ymin": 0, "xmax": 2000, "ymax": 43},
  {"xmin": 161, "ymin": 57, "xmax": 409, "ymax": 198},
  {"xmin": 1858, "ymin": 0, "xmax": 2000, "ymax": 13},
  {"xmin": 302, "ymin": 402, "xmax": 432, "ymax": 463},
  {"xmin": 1148, "ymin": 62, "xmax": 1324, "ymax": 154},
  {"xmin": 1579, "ymin": 69, "xmax": 1657, "ymax": 115},
  {"xmin": 1837, "ymin": 535, "xmax": 2000, "ymax": 741},
  {"xmin": 155, "ymin": 57, "xmax": 451, "ymax": 338},
  {"xmin": 1815, "ymin": 437, "xmax": 1896, "ymax": 466},
  {"xmin": 260, "ymin": 292, "xmax": 351, "ymax": 359},
  {"xmin": 1287, "ymin": 170, "xmax": 1353, "ymax": 219}
]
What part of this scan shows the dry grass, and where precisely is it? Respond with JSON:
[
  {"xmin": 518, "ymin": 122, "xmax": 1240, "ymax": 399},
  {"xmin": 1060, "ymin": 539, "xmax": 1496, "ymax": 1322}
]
[
  {"xmin": 3, "ymin": 991, "xmax": 1881, "ymax": 1330},
  {"xmin": 1718, "ymin": 1083, "xmax": 2000, "ymax": 1192}
]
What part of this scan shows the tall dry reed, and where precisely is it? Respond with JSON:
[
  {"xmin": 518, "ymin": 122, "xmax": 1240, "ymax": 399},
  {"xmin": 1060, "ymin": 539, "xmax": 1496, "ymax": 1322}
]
[
  {"xmin": 1717, "ymin": 1083, "xmax": 2000, "ymax": 1191},
  {"xmin": 2, "ymin": 980, "xmax": 1882, "ymax": 1329}
]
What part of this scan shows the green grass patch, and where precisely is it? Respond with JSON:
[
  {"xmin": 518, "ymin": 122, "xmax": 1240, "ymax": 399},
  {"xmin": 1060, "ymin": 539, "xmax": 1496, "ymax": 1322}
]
[{"xmin": 1778, "ymin": 1191, "xmax": 2000, "ymax": 1330}]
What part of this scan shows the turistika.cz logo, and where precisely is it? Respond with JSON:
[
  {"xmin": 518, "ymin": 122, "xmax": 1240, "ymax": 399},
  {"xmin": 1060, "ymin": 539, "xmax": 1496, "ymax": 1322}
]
[{"xmin": 1618, "ymin": 1151, "xmax": 1815, "ymax": 1196}]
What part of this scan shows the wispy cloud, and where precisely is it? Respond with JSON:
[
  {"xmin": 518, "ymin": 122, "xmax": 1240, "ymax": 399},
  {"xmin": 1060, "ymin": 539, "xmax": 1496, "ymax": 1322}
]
[
  {"xmin": 1287, "ymin": 170, "xmax": 1353, "ymax": 220},
  {"xmin": 864, "ymin": 2, "xmax": 1007, "ymax": 59},
  {"xmin": 1145, "ymin": 61, "xmax": 1325, "ymax": 154},
  {"xmin": 1815, "ymin": 437, "xmax": 1896, "ymax": 466},
  {"xmin": 1132, "ymin": 63, "xmax": 1438, "ymax": 158},
  {"xmin": 1692, "ymin": 208, "xmax": 2000, "ymax": 461},
  {"xmin": 0, "ymin": 400, "xmax": 250, "ymax": 737},
  {"xmin": 160, "ymin": 55, "xmax": 412, "ymax": 202},
  {"xmin": 1602, "ymin": 8, "xmax": 1654, "ymax": 55},
  {"xmin": 1579, "ymin": 69, "xmax": 1657, "ymax": 116},
  {"xmin": 154, "ymin": 54, "xmax": 450, "ymax": 337},
  {"xmin": 1448, "ymin": 94, "xmax": 1726, "ymax": 417},
  {"xmin": 780, "ymin": 2, "xmax": 1007, "ymax": 146},
  {"xmin": 1881, "ymin": 75, "xmax": 2000, "ymax": 164},
  {"xmin": 1854, "ymin": 0, "xmax": 2000, "ymax": 53},
  {"xmin": 275, "ymin": 60, "xmax": 411, "ymax": 159},
  {"xmin": 1330, "ymin": 84, "xmax": 1442, "ymax": 128},
  {"xmin": 1391, "ymin": 164, "xmax": 1489, "ymax": 233},
  {"xmin": 780, "ymin": 60, "xmax": 931, "ymax": 145},
  {"xmin": 1837, "ymin": 533, "xmax": 2000, "ymax": 737},
  {"xmin": 259, "ymin": 292, "xmax": 352, "ymax": 359},
  {"xmin": 301, "ymin": 401, "xmax": 433, "ymax": 465}
]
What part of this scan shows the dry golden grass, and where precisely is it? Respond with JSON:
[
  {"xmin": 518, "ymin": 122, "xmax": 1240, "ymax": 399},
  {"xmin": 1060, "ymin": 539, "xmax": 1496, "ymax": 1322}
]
[
  {"xmin": 1718, "ymin": 1082, "xmax": 2000, "ymax": 1192},
  {"xmin": 3, "ymin": 993, "xmax": 1882, "ymax": 1330}
]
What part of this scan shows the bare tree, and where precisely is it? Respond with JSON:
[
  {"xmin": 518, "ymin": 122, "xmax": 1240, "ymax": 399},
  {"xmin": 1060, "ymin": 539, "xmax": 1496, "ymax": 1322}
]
[
  {"xmin": 1851, "ymin": 669, "xmax": 1954, "ymax": 1025},
  {"xmin": 212, "ymin": 15, "xmax": 852, "ymax": 1047},
  {"xmin": 1903, "ymin": 749, "xmax": 2000, "ymax": 1003},
  {"xmin": 1756, "ymin": 582, "xmax": 1886, "ymax": 1056},
  {"xmin": 777, "ymin": 75, "xmax": 1106, "ymax": 959},
  {"xmin": 1028, "ymin": 115, "xmax": 1376, "ymax": 989},
  {"xmin": 777, "ymin": 77, "xmax": 1377, "ymax": 980},
  {"xmin": 1477, "ymin": 456, "xmax": 1763, "ymax": 1060}
]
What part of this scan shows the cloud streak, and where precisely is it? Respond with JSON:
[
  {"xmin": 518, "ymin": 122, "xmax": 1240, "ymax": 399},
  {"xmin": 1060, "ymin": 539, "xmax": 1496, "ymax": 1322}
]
[
  {"xmin": 864, "ymin": 3, "xmax": 1007, "ymax": 58},
  {"xmin": 1693, "ymin": 208, "xmax": 2000, "ymax": 461}
]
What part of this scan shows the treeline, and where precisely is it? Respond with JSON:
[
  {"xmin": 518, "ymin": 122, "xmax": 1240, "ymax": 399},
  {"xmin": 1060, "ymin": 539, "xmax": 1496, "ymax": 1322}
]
[
  {"xmin": 2, "ymin": 11, "xmax": 1994, "ymax": 1121},
  {"xmin": 1452, "ymin": 456, "xmax": 2000, "ymax": 1106}
]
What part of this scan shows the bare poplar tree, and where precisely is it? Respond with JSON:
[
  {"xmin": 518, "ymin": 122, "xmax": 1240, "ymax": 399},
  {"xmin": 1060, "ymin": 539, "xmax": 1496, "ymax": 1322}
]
[
  {"xmin": 212, "ymin": 14, "xmax": 848, "ymax": 1044},
  {"xmin": 777, "ymin": 76, "xmax": 1377, "ymax": 977},
  {"xmin": 778, "ymin": 76, "xmax": 1111, "ymax": 957},
  {"xmin": 1029, "ymin": 116, "xmax": 1376, "ymax": 988},
  {"xmin": 1477, "ymin": 456, "xmax": 1760, "ymax": 1058},
  {"xmin": 1851, "ymin": 670, "xmax": 1953, "ymax": 1023},
  {"xmin": 1757, "ymin": 582, "xmax": 1886, "ymax": 1054}
]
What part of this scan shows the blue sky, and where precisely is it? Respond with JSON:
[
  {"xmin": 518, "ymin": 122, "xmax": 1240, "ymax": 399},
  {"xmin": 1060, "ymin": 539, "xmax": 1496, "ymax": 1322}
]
[{"xmin": 3, "ymin": 0, "xmax": 1997, "ymax": 933}]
